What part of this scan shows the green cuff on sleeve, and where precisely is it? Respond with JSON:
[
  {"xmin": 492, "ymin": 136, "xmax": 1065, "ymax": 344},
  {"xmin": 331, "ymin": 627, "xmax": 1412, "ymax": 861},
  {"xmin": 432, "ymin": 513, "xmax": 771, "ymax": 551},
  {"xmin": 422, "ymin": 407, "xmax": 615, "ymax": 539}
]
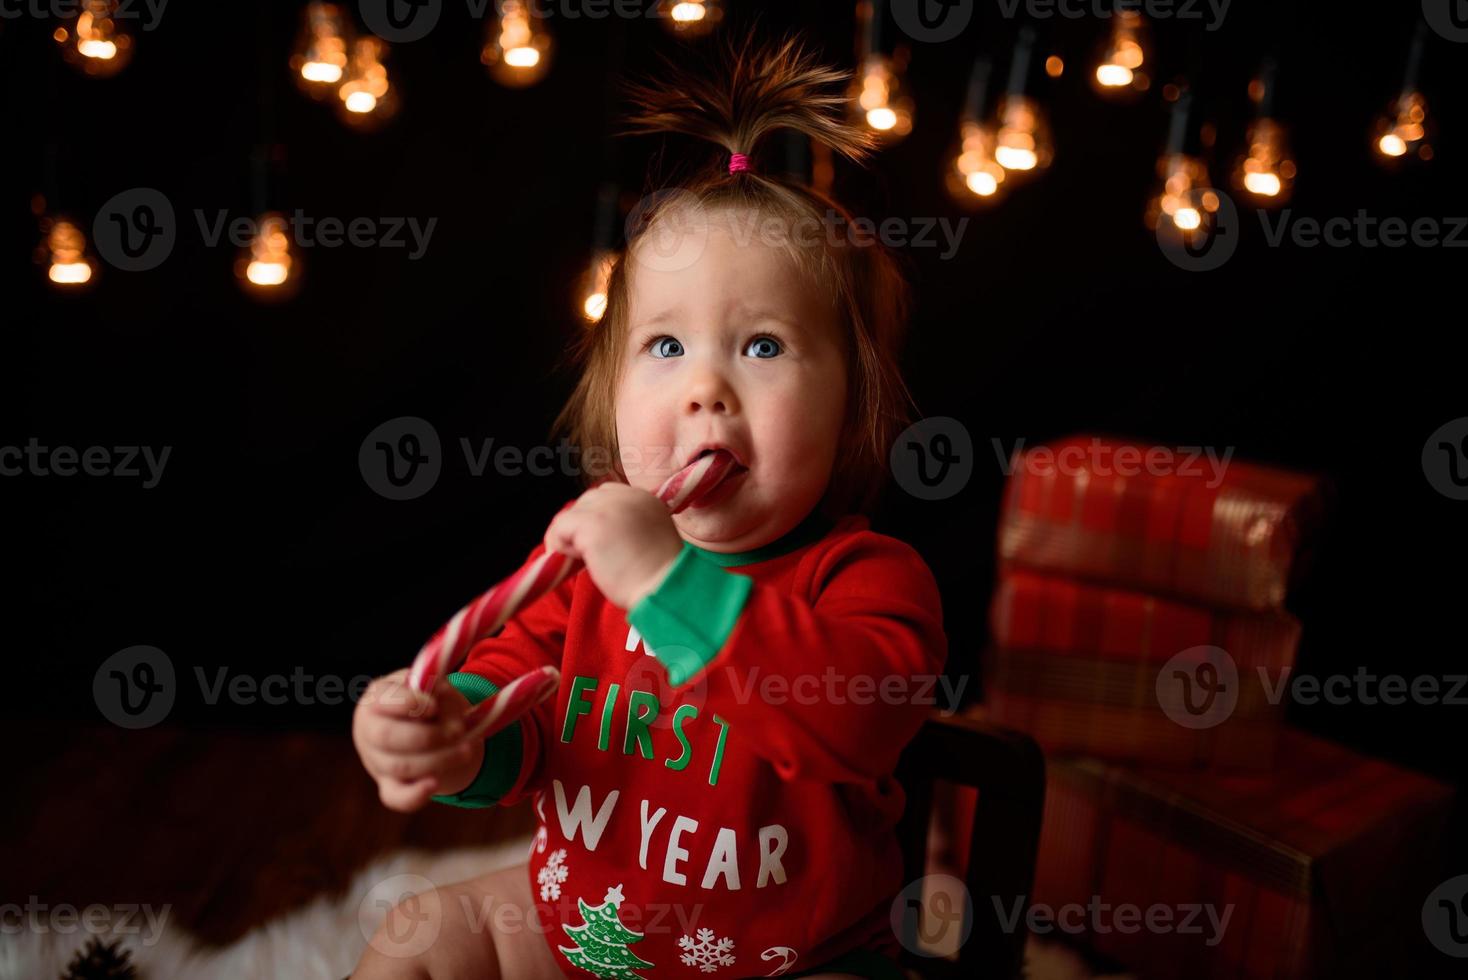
[
  {"xmin": 627, "ymin": 545, "xmax": 753, "ymax": 687},
  {"xmin": 429, "ymin": 671, "xmax": 525, "ymax": 809}
]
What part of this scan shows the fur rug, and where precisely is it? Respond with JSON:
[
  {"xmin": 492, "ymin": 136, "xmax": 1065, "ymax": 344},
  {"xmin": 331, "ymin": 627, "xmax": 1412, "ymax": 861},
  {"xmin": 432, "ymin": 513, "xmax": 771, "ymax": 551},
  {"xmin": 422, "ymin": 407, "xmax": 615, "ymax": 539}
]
[{"xmin": 0, "ymin": 834, "xmax": 1124, "ymax": 979}]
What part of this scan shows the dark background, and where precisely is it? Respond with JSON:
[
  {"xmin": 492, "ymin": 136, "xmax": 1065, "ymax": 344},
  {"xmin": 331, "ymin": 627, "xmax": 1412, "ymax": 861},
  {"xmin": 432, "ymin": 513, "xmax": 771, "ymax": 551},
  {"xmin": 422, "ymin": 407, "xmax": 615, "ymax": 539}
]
[{"xmin": 4, "ymin": 0, "xmax": 1464, "ymax": 941}]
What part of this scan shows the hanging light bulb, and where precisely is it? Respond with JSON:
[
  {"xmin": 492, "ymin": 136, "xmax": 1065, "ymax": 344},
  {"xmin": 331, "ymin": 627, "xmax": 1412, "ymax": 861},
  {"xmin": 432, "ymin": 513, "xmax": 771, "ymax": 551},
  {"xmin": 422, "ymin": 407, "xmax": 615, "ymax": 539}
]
[
  {"xmin": 994, "ymin": 98, "xmax": 1052, "ymax": 172},
  {"xmin": 1149, "ymin": 154, "xmax": 1219, "ymax": 233},
  {"xmin": 38, "ymin": 215, "xmax": 95, "ymax": 286},
  {"xmin": 579, "ymin": 250, "xmax": 617, "ymax": 323},
  {"xmin": 852, "ymin": 53, "xmax": 914, "ymax": 139},
  {"xmin": 1237, "ymin": 119, "xmax": 1295, "ymax": 198},
  {"xmin": 658, "ymin": 0, "xmax": 722, "ymax": 37},
  {"xmin": 483, "ymin": 0, "xmax": 552, "ymax": 88},
  {"xmin": 53, "ymin": 0, "xmax": 133, "ymax": 77},
  {"xmin": 849, "ymin": 0, "xmax": 913, "ymax": 142},
  {"xmin": 1093, "ymin": 10, "xmax": 1148, "ymax": 93},
  {"xmin": 1146, "ymin": 89, "xmax": 1220, "ymax": 238},
  {"xmin": 1374, "ymin": 23, "xmax": 1432, "ymax": 163},
  {"xmin": 579, "ymin": 183, "xmax": 620, "ymax": 323},
  {"xmin": 237, "ymin": 213, "xmax": 297, "ymax": 294},
  {"xmin": 1234, "ymin": 62, "xmax": 1295, "ymax": 203},
  {"xmin": 1375, "ymin": 91, "xmax": 1430, "ymax": 160},
  {"xmin": 337, "ymin": 35, "xmax": 397, "ymax": 124},
  {"xmin": 291, "ymin": 2, "xmax": 350, "ymax": 95},
  {"xmin": 946, "ymin": 58, "xmax": 1006, "ymax": 205},
  {"xmin": 950, "ymin": 121, "xmax": 1006, "ymax": 200},
  {"xmin": 994, "ymin": 28, "xmax": 1053, "ymax": 175}
]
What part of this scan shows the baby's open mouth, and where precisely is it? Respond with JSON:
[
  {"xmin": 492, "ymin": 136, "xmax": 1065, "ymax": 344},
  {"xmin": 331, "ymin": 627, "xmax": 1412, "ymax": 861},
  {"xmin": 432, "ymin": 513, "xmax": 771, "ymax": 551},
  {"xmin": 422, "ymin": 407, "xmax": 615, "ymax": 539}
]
[
  {"xmin": 696, "ymin": 449, "xmax": 749, "ymax": 472},
  {"xmin": 685, "ymin": 443, "xmax": 748, "ymax": 471}
]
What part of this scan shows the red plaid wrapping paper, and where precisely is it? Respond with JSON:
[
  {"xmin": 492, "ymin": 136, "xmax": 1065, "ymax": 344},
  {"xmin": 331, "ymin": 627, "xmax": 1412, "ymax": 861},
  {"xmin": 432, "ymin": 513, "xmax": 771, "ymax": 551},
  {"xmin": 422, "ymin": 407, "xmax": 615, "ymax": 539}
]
[
  {"xmin": 998, "ymin": 435, "xmax": 1325, "ymax": 612},
  {"xmin": 1031, "ymin": 730, "xmax": 1454, "ymax": 980},
  {"xmin": 929, "ymin": 729, "xmax": 1452, "ymax": 980},
  {"xmin": 984, "ymin": 568, "xmax": 1300, "ymax": 767}
]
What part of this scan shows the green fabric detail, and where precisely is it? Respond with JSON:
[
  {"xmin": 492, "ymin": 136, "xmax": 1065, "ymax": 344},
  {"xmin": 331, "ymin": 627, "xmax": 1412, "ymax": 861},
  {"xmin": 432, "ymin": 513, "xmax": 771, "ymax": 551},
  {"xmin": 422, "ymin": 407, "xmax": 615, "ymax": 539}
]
[
  {"xmin": 683, "ymin": 509, "xmax": 835, "ymax": 567},
  {"xmin": 429, "ymin": 671, "xmax": 524, "ymax": 809},
  {"xmin": 627, "ymin": 545, "xmax": 754, "ymax": 686}
]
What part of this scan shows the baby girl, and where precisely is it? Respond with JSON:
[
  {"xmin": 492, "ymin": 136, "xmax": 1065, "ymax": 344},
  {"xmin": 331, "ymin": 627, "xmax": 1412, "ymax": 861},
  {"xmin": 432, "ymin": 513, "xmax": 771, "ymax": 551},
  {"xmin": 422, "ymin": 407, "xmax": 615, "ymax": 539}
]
[{"xmin": 351, "ymin": 35, "xmax": 947, "ymax": 980}]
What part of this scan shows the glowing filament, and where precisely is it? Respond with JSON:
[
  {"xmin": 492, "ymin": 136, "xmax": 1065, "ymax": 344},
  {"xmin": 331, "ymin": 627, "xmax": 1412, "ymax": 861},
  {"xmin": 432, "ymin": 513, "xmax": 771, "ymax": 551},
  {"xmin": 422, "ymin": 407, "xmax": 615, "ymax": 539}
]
[
  {"xmin": 867, "ymin": 107, "xmax": 897, "ymax": 130},
  {"xmin": 852, "ymin": 56, "xmax": 912, "ymax": 140},
  {"xmin": 953, "ymin": 121, "xmax": 1005, "ymax": 199},
  {"xmin": 1237, "ymin": 118, "xmax": 1294, "ymax": 200},
  {"xmin": 246, "ymin": 217, "xmax": 292, "ymax": 288},
  {"xmin": 46, "ymin": 221, "xmax": 93, "ymax": 285},
  {"xmin": 1377, "ymin": 92, "xmax": 1427, "ymax": 158},
  {"xmin": 55, "ymin": 1, "xmax": 132, "ymax": 75},
  {"xmin": 484, "ymin": 1, "xmax": 552, "ymax": 86},
  {"xmin": 995, "ymin": 99, "xmax": 1046, "ymax": 172},
  {"xmin": 297, "ymin": 3, "xmax": 348, "ymax": 85},
  {"xmin": 1096, "ymin": 12, "xmax": 1145, "ymax": 89},
  {"xmin": 339, "ymin": 37, "xmax": 390, "ymax": 114},
  {"xmin": 1150, "ymin": 155, "xmax": 1219, "ymax": 235},
  {"xmin": 580, "ymin": 251, "xmax": 616, "ymax": 323},
  {"xmin": 76, "ymin": 10, "xmax": 117, "ymax": 60}
]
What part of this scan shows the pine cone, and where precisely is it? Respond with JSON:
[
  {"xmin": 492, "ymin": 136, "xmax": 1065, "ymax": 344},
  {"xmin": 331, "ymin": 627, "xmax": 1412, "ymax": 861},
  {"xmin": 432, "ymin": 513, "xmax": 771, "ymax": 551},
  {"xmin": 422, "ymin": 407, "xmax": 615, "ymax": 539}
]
[{"xmin": 60, "ymin": 937, "xmax": 138, "ymax": 980}]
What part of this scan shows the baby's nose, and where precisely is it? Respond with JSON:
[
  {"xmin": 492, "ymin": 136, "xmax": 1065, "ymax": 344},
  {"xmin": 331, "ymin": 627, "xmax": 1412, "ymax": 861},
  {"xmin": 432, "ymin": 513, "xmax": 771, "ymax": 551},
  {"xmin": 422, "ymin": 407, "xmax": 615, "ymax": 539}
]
[
  {"xmin": 688, "ymin": 395, "xmax": 728, "ymax": 413},
  {"xmin": 684, "ymin": 369, "xmax": 738, "ymax": 414}
]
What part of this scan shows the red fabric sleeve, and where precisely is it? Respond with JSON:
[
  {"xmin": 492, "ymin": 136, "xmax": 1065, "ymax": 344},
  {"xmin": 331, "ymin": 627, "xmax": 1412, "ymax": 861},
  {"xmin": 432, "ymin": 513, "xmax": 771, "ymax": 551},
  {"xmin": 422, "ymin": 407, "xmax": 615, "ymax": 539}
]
[{"xmin": 677, "ymin": 530, "xmax": 947, "ymax": 785}]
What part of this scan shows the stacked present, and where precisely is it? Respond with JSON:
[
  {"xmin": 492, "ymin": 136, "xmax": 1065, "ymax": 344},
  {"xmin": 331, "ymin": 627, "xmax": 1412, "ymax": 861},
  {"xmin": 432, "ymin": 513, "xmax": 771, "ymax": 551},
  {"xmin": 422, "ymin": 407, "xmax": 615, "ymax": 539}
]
[
  {"xmin": 984, "ymin": 433, "xmax": 1323, "ymax": 766},
  {"xmin": 927, "ymin": 434, "xmax": 1453, "ymax": 979},
  {"xmin": 986, "ymin": 569, "xmax": 1298, "ymax": 767},
  {"xmin": 995, "ymin": 435, "xmax": 1322, "ymax": 612},
  {"xmin": 1029, "ymin": 732, "xmax": 1452, "ymax": 979}
]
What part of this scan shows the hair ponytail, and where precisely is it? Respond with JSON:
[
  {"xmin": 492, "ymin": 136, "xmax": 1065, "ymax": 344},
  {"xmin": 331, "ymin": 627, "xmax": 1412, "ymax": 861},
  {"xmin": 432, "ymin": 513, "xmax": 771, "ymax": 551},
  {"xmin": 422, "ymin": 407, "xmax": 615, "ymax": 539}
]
[{"xmin": 618, "ymin": 34, "xmax": 877, "ymax": 176}]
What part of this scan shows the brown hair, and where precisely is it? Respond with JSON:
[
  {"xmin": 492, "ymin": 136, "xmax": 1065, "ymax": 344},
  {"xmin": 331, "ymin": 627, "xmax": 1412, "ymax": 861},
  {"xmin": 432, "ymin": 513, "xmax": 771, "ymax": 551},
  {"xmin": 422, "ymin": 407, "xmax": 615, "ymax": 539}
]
[{"xmin": 551, "ymin": 33, "xmax": 917, "ymax": 518}]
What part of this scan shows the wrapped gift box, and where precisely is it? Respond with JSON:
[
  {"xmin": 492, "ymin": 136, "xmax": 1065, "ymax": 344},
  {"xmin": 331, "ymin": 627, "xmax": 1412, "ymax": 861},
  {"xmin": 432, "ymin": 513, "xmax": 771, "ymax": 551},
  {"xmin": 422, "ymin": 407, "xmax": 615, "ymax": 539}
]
[
  {"xmin": 997, "ymin": 435, "xmax": 1325, "ymax": 612},
  {"xmin": 984, "ymin": 569, "xmax": 1300, "ymax": 767},
  {"xmin": 1025, "ymin": 730, "xmax": 1454, "ymax": 980}
]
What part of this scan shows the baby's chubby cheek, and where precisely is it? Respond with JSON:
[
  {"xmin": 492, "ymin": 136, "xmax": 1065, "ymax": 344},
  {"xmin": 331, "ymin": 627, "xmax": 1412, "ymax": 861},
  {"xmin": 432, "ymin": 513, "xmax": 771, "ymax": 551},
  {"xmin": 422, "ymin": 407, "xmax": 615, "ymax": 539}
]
[
  {"xmin": 611, "ymin": 417, "xmax": 680, "ymax": 492},
  {"xmin": 757, "ymin": 392, "xmax": 842, "ymax": 475},
  {"xmin": 710, "ymin": 387, "xmax": 838, "ymax": 489}
]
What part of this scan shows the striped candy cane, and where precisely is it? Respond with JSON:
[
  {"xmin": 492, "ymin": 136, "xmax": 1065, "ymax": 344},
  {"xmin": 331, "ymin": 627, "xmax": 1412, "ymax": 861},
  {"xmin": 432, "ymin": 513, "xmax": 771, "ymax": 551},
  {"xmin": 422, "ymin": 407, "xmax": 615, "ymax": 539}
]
[{"xmin": 408, "ymin": 450, "xmax": 738, "ymax": 698}]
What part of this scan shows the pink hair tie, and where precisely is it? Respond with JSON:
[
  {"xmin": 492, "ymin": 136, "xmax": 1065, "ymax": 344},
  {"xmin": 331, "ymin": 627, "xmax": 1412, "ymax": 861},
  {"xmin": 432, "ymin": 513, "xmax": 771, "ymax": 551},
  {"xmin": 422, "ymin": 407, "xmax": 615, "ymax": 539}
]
[{"xmin": 728, "ymin": 152, "xmax": 750, "ymax": 174}]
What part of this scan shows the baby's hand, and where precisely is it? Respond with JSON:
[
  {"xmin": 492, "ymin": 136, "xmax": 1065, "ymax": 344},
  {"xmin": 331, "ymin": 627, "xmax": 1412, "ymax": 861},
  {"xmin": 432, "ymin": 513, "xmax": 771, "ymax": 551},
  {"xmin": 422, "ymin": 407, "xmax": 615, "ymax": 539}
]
[
  {"xmin": 352, "ymin": 668, "xmax": 483, "ymax": 812},
  {"xmin": 543, "ymin": 482, "xmax": 684, "ymax": 609}
]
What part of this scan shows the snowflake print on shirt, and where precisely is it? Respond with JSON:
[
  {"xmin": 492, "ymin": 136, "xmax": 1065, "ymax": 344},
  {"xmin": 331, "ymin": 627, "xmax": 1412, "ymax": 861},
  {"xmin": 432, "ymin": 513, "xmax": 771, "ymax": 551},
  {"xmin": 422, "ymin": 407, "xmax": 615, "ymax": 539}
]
[
  {"xmin": 679, "ymin": 928, "xmax": 735, "ymax": 973},
  {"xmin": 537, "ymin": 848, "xmax": 569, "ymax": 901}
]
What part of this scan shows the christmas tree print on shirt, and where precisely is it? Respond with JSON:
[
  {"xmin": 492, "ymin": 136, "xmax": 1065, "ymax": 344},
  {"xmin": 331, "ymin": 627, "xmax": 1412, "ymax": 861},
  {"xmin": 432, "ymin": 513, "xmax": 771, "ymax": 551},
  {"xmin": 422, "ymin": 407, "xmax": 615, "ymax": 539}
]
[{"xmin": 559, "ymin": 884, "xmax": 655, "ymax": 979}]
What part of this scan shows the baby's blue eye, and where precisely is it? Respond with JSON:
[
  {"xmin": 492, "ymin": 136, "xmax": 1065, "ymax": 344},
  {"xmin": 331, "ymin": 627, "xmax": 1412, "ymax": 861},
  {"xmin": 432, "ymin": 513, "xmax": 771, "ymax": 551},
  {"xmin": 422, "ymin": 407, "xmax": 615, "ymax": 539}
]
[
  {"xmin": 651, "ymin": 337, "xmax": 684, "ymax": 358},
  {"xmin": 746, "ymin": 336, "xmax": 782, "ymax": 358}
]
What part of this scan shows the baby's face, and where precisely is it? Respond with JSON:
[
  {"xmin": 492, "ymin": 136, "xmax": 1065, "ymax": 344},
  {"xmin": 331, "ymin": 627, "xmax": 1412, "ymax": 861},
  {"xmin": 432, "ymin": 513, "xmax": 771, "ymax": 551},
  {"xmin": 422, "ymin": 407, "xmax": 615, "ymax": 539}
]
[{"xmin": 614, "ymin": 205, "xmax": 847, "ymax": 553}]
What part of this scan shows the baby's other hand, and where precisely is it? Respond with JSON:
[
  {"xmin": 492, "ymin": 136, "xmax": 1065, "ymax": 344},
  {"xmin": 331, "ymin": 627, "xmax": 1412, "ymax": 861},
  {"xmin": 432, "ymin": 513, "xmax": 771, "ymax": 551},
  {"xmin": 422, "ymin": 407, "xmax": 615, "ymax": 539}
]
[{"xmin": 352, "ymin": 668, "xmax": 483, "ymax": 812}]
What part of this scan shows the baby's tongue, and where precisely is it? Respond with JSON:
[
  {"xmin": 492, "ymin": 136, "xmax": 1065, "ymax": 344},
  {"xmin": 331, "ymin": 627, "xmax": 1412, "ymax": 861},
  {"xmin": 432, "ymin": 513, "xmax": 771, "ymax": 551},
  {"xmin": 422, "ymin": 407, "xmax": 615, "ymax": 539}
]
[{"xmin": 658, "ymin": 450, "xmax": 737, "ymax": 513}]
